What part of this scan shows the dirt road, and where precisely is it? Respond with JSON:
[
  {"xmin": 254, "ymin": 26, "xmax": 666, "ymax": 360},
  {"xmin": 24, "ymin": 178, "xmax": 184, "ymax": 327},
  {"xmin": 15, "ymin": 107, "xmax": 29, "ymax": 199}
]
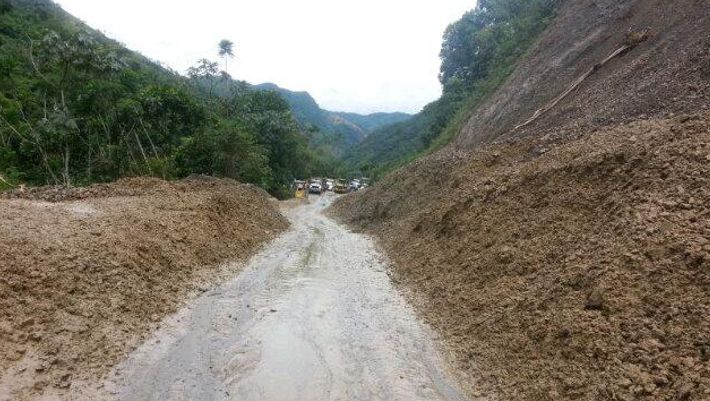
[{"xmin": 100, "ymin": 193, "xmax": 467, "ymax": 401}]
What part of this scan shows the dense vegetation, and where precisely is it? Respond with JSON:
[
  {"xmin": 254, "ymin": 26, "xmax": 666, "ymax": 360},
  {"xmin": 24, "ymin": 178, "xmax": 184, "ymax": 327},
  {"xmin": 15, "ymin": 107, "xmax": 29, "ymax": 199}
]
[
  {"xmin": 0, "ymin": 0, "xmax": 337, "ymax": 197},
  {"xmin": 253, "ymin": 83, "xmax": 410, "ymax": 158},
  {"xmin": 344, "ymin": 0, "xmax": 560, "ymax": 178},
  {"xmin": 0, "ymin": 0, "xmax": 560, "ymax": 192}
]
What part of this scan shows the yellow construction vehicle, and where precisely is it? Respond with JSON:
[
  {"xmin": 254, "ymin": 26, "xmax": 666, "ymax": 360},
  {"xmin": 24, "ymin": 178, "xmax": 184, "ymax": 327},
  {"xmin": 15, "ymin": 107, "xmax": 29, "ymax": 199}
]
[
  {"xmin": 334, "ymin": 179, "xmax": 348, "ymax": 194},
  {"xmin": 294, "ymin": 180, "xmax": 307, "ymax": 198}
]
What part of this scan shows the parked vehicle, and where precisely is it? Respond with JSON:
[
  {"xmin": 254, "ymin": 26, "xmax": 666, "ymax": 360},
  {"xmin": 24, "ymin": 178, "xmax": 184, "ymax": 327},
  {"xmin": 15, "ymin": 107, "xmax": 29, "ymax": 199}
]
[
  {"xmin": 325, "ymin": 179, "xmax": 334, "ymax": 191},
  {"xmin": 348, "ymin": 178, "xmax": 362, "ymax": 192},
  {"xmin": 309, "ymin": 182, "xmax": 323, "ymax": 194},
  {"xmin": 293, "ymin": 180, "xmax": 307, "ymax": 198},
  {"xmin": 334, "ymin": 179, "xmax": 349, "ymax": 194}
]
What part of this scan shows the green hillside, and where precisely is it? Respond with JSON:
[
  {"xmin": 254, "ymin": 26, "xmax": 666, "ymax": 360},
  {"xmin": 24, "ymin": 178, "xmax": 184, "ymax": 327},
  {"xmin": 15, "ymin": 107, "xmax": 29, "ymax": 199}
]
[
  {"xmin": 330, "ymin": 111, "xmax": 411, "ymax": 134},
  {"xmin": 344, "ymin": 0, "xmax": 559, "ymax": 178},
  {"xmin": 253, "ymin": 83, "xmax": 329, "ymax": 128},
  {"xmin": 0, "ymin": 0, "xmax": 337, "ymax": 197},
  {"xmin": 253, "ymin": 83, "xmax": 410, "ymax": 156},
  {"xmin": 0, "ymin": 0, "xmax": 558, "ymax": 191}
]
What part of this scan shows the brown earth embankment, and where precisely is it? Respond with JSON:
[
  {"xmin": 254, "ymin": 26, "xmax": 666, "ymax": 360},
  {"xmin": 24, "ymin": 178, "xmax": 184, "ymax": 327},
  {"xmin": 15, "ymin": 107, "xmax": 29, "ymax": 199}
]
[
  {"xmin": 332, "ymin": 111, "xmax": 710, "ymax": 401},
  {"xmin": 0, "ymin": 176, "xmax": 288, "ymax": 400}
]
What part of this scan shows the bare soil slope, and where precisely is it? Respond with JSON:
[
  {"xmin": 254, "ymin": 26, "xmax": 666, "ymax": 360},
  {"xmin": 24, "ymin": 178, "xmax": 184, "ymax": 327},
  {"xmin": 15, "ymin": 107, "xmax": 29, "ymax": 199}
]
[
  {"xmin": 0, "ymin": 177, "xmax": 288, "ymax": 400},
  {"xmin": 332, "ymin": 0, "xmax": 710, "ymax": 400},
  {"xmin": 457, "ymin": 0, "xmax": 710, "ymax": 147},
  {"xmin": 334, "ymin": 111, "xmax": 710, "ymax": 401}
]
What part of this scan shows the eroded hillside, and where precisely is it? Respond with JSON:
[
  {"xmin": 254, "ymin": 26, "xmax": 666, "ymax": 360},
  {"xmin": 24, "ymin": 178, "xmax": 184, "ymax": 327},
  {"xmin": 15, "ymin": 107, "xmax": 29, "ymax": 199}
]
[
  {"xmin": 456, "ymin": 0, "xmax": 710, "ymax": 146},
  {"xmin": 332, "ymin": 0, "xmax": 710, "ymax": 400},
  {"xmin": 334, "ymin": 111, "xmax": 710, "ymax": 400}
]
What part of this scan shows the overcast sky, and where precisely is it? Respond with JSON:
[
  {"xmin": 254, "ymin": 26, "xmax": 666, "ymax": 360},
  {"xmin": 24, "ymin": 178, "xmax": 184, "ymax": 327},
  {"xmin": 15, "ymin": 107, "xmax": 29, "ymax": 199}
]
[{"xmin": 54, "ymin": 0, "xmax": 475, "ymax": 114}]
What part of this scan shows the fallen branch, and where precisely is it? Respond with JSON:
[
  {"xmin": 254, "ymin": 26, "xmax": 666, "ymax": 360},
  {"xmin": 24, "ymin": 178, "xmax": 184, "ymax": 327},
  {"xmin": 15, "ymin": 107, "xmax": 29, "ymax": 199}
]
[
  {"xmin": 0, "ymin": 174, "xmax": 16, "ymax": 188},
  {"xmin": 514, "ymin": 30, "xmax": 649, "ymax": 131}
]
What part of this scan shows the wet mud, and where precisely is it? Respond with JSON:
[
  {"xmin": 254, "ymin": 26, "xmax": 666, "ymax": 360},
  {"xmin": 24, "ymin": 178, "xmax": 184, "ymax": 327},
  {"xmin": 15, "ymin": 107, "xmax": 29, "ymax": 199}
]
[{"xmin": 106, "ymin": 194, "xmax": 467, "ymax": 401}]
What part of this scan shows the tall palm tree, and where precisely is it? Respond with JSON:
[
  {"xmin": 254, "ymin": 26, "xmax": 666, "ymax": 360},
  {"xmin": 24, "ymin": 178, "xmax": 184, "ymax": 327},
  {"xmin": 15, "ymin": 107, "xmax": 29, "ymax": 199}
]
[{"xmin": 218, "ymin": 39, "xmax": 234, "ymax": 74}]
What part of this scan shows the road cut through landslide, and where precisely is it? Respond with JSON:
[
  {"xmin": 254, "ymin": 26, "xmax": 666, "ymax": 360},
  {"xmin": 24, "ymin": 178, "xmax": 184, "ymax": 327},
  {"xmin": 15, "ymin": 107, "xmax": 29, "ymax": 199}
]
[{"xmin": 102, "ymin": 193, "xmax": 468, "ymax": 401}]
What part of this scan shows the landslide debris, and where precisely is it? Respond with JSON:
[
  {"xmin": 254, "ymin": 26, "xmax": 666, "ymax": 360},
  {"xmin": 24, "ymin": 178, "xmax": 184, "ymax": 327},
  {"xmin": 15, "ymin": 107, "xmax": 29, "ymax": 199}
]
[
  {"xmin": 333, "ymin": 1, "xmax": 709, "ymax": 399},
  {"xmin": 332, "ymin": 111, "xmax": 710, "ymax": 401},
  {"xmin": 0, "ymin": 176, "xmax": 288, "ymax": 400}
]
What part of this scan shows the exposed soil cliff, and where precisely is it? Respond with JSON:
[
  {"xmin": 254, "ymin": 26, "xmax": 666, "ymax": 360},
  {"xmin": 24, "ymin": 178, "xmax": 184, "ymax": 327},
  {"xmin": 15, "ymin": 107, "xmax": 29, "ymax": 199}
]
[
  {"xmin": 332, "ymin": 0, "xmax": 710, "ymax": 400},
  {"xmin": 457, "ymin": 0, "xmax": 710, "ymax": 147}
]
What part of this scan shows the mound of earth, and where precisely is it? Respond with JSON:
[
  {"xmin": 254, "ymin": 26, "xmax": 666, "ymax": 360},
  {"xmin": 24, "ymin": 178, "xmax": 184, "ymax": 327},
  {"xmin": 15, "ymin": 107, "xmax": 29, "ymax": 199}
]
[
  {"xmin": 332, "ymin": 0, "xmax": 709, "ymax": 399},
  {"xmin": 0, "ymin": 176, "xmax": 288, "ymax": 400},
  {"xmin": 333, "ymin": 111, "xmax": 710, "ymax": 401}
]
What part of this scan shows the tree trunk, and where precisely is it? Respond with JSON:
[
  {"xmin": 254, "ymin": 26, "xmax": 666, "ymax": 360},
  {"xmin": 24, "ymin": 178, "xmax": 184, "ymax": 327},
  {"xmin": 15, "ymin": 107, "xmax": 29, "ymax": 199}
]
[
  {"xmin": 132, "ymin": 128, "xmax": 151, "ymax": 174},
  {"xmin": 62, "ymin": 146, "xmax": 71, "ymax": 187}
]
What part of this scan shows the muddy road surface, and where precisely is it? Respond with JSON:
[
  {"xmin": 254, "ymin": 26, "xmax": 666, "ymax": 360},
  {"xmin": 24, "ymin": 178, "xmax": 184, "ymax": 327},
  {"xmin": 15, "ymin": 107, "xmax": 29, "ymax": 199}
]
[{"xmin": 103, "ymin": 193, "xmax": 467, "ymax": 401}]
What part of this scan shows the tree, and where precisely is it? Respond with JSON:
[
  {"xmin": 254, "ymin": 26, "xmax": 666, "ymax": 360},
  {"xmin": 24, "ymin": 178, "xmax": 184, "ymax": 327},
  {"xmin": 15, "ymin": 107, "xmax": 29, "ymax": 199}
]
[
  {"xmin": 186, "ymin": 58, "xmax": 219, "ymax": 79},
  {"xmin": 439, "ymin": 0, "xmax": 558, "ymax": 92},
  {"xmin": 187, "ymin": 58, "xmax": 219, "ymax": 99},
  {"xmin": 218, "ymin": 39, "xmax": 234, "ymax": 73},
  {"xmin": 0, "ymin": 0, "xmax": 340, "ymax": 196},
  {"xmin": 0, "ymin": 29, "xmax": 124, "ymax": 185}
]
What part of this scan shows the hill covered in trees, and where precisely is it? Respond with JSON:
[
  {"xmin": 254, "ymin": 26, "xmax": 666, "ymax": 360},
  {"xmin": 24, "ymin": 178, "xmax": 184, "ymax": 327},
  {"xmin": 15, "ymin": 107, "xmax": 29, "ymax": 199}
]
[
  {"xmin": 0, "ymin": 0, "xmax": 339, "ymax": 197},
  {"xmin": 0, "ymin": 0, "xmax": 560, "ymax": 192},
  {"xmin": 343, "ymin": 0, "xmax": 559, "ymax": 178},
  {"xmin": 253, "ymin": 83, "xmax": 410, "ymax": 157}
]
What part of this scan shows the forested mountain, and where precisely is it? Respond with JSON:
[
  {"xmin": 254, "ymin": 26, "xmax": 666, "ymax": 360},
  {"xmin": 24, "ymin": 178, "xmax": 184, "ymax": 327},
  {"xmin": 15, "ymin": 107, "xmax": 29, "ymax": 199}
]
[
  {"xmin": 0, "ymin": 0, "xmax": 338, "ymax": 197},
  {"xmin": 344, "ymin": 0, "xmax": 559, "ymax": 178},
  {"xmin": 253, "ymin": 83, "xmax": 410, "ymax": 156},
  {"xmin": 0, "ymin": 0, "xmax": 557, "ymax": 192},
  {"xmin": 329, "ymin": 111, "xmax": 411, "ymax": 134}
]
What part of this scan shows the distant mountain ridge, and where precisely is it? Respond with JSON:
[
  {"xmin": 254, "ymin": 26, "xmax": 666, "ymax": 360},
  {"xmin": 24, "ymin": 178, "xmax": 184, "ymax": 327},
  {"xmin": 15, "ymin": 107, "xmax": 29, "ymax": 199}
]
[{"xmin": 252, "ymin": 83, "xmax": 411, "ymax": 153}]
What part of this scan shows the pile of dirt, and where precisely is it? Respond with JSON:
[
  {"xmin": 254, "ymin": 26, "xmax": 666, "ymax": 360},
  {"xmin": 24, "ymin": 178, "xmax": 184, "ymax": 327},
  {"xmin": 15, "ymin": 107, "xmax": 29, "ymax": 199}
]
[
  {"xmin": 333, "ymin": 1, "xmax": 709, "ymax": 399},
  {"xmin": 334, "ymin": 112, "xmax": 710, "ymax": 400},
  {"xmin": 333, "ymin": 110, "xmax": 710, "ymax": 401},
  {"xmin": 0, "ymin": 176, "xmax": 288, "ymax": 400}
]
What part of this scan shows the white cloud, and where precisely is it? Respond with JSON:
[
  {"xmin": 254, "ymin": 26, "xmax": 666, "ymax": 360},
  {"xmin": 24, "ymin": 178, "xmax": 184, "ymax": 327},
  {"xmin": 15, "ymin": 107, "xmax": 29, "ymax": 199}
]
[{"xmin": 54, "ymin": 0, "xmax": 476, "ymax": 114}]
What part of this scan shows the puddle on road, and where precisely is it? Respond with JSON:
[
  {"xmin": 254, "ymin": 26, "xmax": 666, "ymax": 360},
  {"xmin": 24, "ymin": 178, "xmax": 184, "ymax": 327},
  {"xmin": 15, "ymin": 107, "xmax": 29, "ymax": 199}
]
[{"xmin": 105, "ymin": 194, "xmax": 469, "ymax": 401}]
